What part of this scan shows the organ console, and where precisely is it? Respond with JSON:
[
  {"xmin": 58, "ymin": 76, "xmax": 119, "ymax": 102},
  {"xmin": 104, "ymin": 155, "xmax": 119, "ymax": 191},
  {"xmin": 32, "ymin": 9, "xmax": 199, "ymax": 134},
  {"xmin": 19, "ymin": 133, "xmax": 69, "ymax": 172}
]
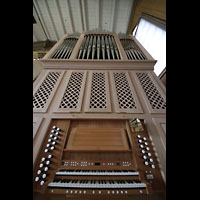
[{"xmin": 33, "ymin": 119, "xmax": 165, "ymax": 200}]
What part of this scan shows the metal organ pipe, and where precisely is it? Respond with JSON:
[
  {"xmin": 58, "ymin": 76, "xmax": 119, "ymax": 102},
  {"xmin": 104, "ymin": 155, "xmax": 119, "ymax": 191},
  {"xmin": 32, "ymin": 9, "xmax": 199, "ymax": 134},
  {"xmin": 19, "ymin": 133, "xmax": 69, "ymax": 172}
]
[
  {"xmin": 51, "ymin": 38, "xmax": 78, "ymax": 59},
  {"xmin": 77, "ymin": 34, "xmax": 121, "ymax": 60},
  {"xmin": 120, "ymin": 38, "xmax": 147, "ymax": 60}
]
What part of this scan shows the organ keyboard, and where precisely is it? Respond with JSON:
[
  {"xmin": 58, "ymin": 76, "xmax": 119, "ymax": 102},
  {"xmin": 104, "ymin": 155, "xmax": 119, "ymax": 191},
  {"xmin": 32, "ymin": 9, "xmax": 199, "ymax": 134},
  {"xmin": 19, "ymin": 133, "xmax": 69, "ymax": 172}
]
[
  {"xmin": 48, "ymin": 179, "xmax": 146, "ymax": 189},
  {"xmin": 55, "ymin": 169, "xmax": 139, "ymax": 176},
  {"xmin": 33, "ymin": 119, "xmax": 165, "ymax": 200}
]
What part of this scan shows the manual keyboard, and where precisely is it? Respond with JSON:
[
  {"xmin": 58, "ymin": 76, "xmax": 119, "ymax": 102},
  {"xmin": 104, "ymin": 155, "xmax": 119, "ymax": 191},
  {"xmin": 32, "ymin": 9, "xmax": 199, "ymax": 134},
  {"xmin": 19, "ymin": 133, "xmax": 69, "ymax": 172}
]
[
  {"xmin": 48, "ymin": 179, "xmax": 146, "ymax": 189},
  {"xmin": 56, "ymin": 169, "xmax": 139, "ymax": 176}
]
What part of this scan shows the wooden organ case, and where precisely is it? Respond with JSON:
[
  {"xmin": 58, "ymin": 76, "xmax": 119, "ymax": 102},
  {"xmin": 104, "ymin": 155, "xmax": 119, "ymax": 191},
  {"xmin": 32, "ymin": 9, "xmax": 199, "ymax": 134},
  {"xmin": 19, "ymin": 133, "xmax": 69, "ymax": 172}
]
[{"xmin": 33, "ymin": 32, "xmax": 166, "ymax": 200}]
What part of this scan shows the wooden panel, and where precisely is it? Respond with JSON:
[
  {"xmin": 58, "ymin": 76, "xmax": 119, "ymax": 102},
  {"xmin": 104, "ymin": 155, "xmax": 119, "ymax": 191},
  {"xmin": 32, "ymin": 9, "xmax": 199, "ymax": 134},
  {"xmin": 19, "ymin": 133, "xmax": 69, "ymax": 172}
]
[
  {"xmin": 54, "ymin": 70, "xmax": 87, "ymax": 113},
  {"xmin": 40, "ymin": 59, "xmax": 156, "ymax": 70},
  {"xmin": 110, "ymin": 71, "xmax": 143, "ymax": 113},
  {"xmin": 161, "ymin": 123, "xmax": 166, "ymax": 134},
  {"xmin": 152, "ymin": 118, "xmax": 166, "ymax": 151},
  {"xmin": 33, "ymin": 117, "xmax": 43, "ymax": 139},
  {"xmin": 33, "ymin": 69, "xmax": 64, "ymax": 113},
  {"xmin": 66, "ymin": 127, "xmax": 130, "ymax": 151},
  {"xmin": 84, "ymin": 71, "xmax": 111, "ymax": 112}
]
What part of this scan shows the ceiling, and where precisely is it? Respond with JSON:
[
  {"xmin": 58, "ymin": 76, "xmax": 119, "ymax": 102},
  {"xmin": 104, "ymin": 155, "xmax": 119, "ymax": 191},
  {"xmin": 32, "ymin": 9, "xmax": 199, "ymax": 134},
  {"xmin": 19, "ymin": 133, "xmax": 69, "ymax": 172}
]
[{"xmin": 33, "ymin": 0, "xmax": 135, "ymax": 42}]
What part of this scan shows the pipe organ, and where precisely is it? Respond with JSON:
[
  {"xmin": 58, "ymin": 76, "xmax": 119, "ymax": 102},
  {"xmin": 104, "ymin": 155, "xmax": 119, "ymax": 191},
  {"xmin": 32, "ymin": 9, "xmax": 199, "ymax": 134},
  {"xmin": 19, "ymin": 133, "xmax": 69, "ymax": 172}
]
[{"xmin": 33, "ymin": 32, "xmax": 166, "ymax": 200}]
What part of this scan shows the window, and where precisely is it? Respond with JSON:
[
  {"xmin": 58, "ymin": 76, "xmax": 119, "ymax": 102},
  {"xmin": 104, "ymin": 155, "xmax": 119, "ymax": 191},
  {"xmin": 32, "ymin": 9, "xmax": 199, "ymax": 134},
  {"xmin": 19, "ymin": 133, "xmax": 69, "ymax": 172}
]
[{"xmin": 133, "ymin": 14, "xmax": 166, "ymax": 76}]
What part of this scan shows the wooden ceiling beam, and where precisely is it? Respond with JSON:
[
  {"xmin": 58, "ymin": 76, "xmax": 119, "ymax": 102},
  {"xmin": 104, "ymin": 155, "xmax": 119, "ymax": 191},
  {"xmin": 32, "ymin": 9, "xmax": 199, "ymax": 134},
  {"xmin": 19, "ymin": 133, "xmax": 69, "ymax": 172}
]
[{"xmin": 66, "ymin": 0, "xmax": 75, "ymax": 33}]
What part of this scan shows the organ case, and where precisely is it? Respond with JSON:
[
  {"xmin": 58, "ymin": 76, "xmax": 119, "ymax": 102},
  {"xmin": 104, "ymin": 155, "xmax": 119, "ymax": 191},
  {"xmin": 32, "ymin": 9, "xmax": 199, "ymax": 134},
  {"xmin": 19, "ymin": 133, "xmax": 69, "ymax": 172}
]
[{"xmin": 33, "ymin": 32, "xmax": 166, "ymax": 200}]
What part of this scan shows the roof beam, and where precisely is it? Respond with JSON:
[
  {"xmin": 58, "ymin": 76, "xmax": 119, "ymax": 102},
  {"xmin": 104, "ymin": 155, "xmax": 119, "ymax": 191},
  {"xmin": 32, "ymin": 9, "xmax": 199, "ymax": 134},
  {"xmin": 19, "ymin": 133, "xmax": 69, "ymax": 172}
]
[
  {"xmin": 66, "ymin": 0, "xmax": 75, "ymax": 33},
  {"xmin": 33, "ymin": 0, "xmax": 50, "ymax": 40},
  {"xmin": 79, "ymin": 0, "xmax": 84, "ymax": 32},
  {"xmin": 126, "ymin": 0, "xmax": 136, "ymax": 34},
  {"xmin": 110, "ymin": 0, "xmax": 117, "ymax": 32},
  {"xmin": 43, "ymin": 0, "xmax": 59, "ymax": 41},
  {"xmin": 96, "ymin": 0, "xmax": 100, "ymax": 30},
  {"xmin": 81, "ymin": 0, "xmax": 87, "ymax": 31},
  {"xmin": 54, "ymin": 0, "xmax": 67, "ymax": 35}
]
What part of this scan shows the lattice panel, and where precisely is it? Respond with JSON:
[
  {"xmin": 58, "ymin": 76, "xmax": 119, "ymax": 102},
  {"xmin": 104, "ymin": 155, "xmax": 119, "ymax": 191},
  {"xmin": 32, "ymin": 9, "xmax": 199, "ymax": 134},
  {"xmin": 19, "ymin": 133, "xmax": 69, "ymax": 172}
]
[
  {"xmin": 85, "ymin": 71, "xmax": 111, "ymax": 112},
  {"xmin": 110, "ymin": 71, "xmax": 142, "ymax": 113},
  {"xmin": 33, "ymin": 72, "xmax": 62, "ymax": 111},
  {"xmin": 90, "ymin": 72, "xmax": 106, "ymax": 109},
  {"xmin": 59, "ymin": 71, "xmax": 86, "ymax": 111},
  {"xmin": 136, "ymin": 72, "xmax": 166, "ymax": 110},
  {"xmin": 114, "ymin": 72, "xmax": 137, "ymax": 109}
]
